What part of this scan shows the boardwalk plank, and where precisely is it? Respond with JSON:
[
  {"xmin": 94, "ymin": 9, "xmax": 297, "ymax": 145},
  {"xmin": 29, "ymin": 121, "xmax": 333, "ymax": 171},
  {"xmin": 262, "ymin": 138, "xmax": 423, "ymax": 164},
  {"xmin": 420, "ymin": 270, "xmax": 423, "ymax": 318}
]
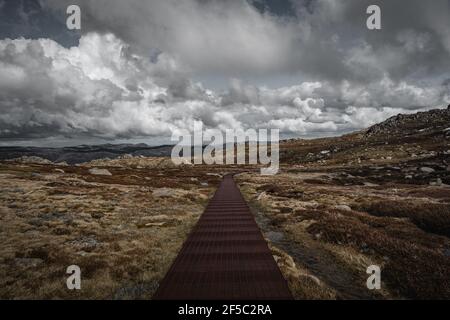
[{"xmin": 153, "ymin": 175, "xmax": 292, "ymax": 300}]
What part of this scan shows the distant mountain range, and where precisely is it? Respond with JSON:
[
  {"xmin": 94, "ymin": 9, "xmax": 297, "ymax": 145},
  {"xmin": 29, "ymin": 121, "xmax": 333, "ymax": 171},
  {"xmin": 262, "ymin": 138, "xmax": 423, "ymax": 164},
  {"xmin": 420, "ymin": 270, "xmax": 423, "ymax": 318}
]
[{"xmin": 0, "ymin": 143, "xmax": 173, "ymax": 164}]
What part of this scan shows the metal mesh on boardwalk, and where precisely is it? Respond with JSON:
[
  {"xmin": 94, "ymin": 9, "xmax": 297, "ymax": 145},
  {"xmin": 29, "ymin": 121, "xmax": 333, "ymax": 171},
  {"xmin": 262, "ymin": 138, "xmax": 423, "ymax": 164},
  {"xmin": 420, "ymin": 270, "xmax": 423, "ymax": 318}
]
[{"xmin": 153, "ymin": 175, "xmax": 293, "ymax": 300}]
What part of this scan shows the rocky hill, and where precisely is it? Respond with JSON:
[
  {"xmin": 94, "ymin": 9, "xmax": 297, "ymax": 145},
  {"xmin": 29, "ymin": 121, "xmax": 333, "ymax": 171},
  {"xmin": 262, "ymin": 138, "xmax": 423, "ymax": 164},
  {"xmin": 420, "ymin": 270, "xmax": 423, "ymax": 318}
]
[
  {"xmin": 365, "ymin": 106, "xmax": 450, "ymax": 137},
  {"xmin": 280, "ymin": 106, "xmax": 450, "ymax": 167}
]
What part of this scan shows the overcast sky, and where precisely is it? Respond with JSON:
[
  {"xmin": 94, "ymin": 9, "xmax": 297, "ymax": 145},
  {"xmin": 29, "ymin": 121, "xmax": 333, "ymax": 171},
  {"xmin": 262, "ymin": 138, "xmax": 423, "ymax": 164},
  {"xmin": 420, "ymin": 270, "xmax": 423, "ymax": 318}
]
[{"xmin": 0, "ymin": 0, "xmax": 449, "ymax": 146}]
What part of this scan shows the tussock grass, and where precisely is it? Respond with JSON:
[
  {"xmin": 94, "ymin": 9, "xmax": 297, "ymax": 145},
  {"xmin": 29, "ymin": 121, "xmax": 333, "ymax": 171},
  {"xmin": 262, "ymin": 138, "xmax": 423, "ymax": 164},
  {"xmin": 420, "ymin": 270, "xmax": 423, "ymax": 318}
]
[
  {"xmin": 306, "ymin": 210, "xmax": 450, "ymax": 299},
  {"xmin": 353, "ymin": 200, "xmax": 450, "ymax": 237}
]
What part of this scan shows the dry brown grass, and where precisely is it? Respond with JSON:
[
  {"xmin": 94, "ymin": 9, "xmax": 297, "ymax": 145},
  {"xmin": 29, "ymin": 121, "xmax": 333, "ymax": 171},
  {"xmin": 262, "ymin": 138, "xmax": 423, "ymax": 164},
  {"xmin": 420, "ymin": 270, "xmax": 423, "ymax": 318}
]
[
  {"xmin": 239, "ymin": 169, "xmax": 450, "ymax": 300},
  {"xmin": 353, "ymin": 200, "xmax": 450, "ymax": 237},
  {"xmin": 269, "ymin": 245, "xmax": 337, "ymax": 300},
  {"xmin": 305, "ymin": 209, "xmax": 450, "ymax": 299},
  {"xmin": 0, "ymin": 161, "xmax": 213, "ymax": 299}
]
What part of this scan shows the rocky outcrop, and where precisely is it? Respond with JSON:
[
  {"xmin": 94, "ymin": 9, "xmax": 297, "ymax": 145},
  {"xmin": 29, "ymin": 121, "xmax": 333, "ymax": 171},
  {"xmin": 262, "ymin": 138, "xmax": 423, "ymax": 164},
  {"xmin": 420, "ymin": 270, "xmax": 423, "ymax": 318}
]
[
  {"xmin": 365, "ymin": 107, "xmax": 450, "ymax": 137},
  {"xmin": 11, "ymin": 156, "xmax": 52, "ymax": 164}
]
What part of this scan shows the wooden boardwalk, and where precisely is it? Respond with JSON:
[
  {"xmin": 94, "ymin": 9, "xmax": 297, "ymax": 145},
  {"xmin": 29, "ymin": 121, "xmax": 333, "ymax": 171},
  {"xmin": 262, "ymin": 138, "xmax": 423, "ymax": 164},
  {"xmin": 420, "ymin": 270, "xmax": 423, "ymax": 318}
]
[{"xmin": 153, "ymin": 175, "xmax": 292, "ymax": 300}]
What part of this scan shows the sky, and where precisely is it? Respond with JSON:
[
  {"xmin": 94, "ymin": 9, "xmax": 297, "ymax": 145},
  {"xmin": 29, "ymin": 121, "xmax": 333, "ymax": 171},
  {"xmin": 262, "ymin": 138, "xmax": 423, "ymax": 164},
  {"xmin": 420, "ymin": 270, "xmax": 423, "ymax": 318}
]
[{"xmin": 0, "ymin": 0, "xmax": 449, "ymax": 146}]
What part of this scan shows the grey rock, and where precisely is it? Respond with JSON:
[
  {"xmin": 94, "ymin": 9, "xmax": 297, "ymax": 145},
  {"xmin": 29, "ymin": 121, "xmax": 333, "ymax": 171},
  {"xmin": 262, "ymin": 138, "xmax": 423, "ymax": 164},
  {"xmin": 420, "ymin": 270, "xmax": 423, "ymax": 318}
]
[
  {"xmin": 69, "ymin": 236, "xmax": 100, "ymax": 250},
  {"xmin": 88, "ymin": 168, "xmax": 112, "ymax": 176},
  {"xmin": 334, "ymin": 205, "xmax": 352, "ymax": 211},
  {"xmin": 420, "ymin": 167, "xmax": 435, "ymax": 173},
  {"xmin": 363, "ymin": 182, "xmax": 379, "ymax": 187},
  {"xmin": 430, "ymin": 178, "xmax": 443, "ymax": 186}
]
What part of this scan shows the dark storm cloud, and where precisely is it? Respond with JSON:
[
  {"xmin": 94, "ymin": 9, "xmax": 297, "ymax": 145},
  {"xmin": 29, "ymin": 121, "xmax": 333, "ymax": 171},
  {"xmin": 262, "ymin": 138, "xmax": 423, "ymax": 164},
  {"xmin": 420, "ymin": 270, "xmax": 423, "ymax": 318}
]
[
  {"xmin": 0, "ymin": 0, "xmax": 79, "ymax": 47},
  {"xmin": 250, "ymin": 0, "xmax": 295, "ymax": 16},
  {"xmin": 314, "ymin": 0, "xmax": 449, "ymax": 82},
  {"xmin": 0, "ymin": 0, "xmax": 448, "ymax": 143},
  {"xmin": 40, "ymin": 0, "xmax": 450, "ymax": 81}
]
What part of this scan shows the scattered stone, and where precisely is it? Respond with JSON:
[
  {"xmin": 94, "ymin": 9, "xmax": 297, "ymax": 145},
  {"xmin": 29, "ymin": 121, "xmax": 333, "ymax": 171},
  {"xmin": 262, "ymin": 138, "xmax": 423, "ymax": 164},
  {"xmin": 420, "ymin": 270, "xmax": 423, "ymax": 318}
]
[
  {"xmin": 118, "ymin": 154, "xmax": 133, "ymax": 159},
  {"xmin": 420, "ymin": 167, "xmax": 435, "ymax": 173},
  {"xmin": 200, "ymin": 182, "xmax": 209, "ymax": 186},
  {"xmin": 430, "ymin": 178, "xmax": 443, "ymax": 186},
  {"xmin": 363, "ymin": 182, "xmax": 379, "ymax": 187},
  {"xmin": 13, "ymin": 156, "xmax": 52, "ymax": 164},
  {"xmin": 54, "ymin": 168, "xmax": 65, "ymax": 174},
  {"xmin": 88, "ymin": 168, "xmax": 112, "ymax": 176},
  {"xmin": 206, "ymin": 173, "xmax": 222, "ymax": 177},
  {"xmin": 69, "ymin": 236, "xmax": 100, "ymax": 251},
  {"xmin": 334, "ymin": 205, "xmax": 352, "ymax": 212}
]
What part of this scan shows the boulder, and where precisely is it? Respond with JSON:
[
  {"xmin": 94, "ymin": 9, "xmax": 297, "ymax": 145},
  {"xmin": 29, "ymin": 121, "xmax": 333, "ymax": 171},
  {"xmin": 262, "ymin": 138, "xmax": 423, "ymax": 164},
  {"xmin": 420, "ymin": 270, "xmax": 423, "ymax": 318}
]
[
  {"xmin": 363, "ymin": 182, "xmax": 379, "ymax": 187},
  {"xmin": 420, "ymin": 167, "xmax": 435, "ymax": 174},
  {"xmin": 430, "ymin": 178, "xmax": 443, "ymax": 186},
  {"xmin": 334, "ymin": 205, "xmax": 352, "ymax": 212},
  {"xmin": 88, "ymin": 168, "xmax": 112, "ymax": 176}
]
